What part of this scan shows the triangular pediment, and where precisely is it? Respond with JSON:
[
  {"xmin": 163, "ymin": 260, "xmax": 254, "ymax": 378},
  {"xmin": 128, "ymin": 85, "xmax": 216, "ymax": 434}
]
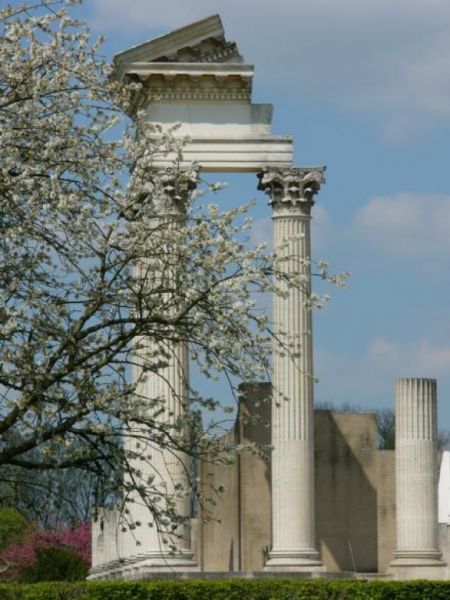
[
  {"xmin": 112, "ymin": 15, "xmax": 294, "ymax": 172},
  {"xmin": 113, "ymin": 15, "xmax": 243, "ymax": 66}
]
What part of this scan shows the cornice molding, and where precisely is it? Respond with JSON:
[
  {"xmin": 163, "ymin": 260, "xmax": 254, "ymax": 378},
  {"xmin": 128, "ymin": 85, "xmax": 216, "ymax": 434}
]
[
  {"xmin": 123, "ymin": 62, "xmax": 254, "ymax": 78},
  {"xmin": 154, "ymin": 40, "xmax": 241, "ymax": 64},
  {"xmin": 148, "ymin": 90, "xmax": 251, "ymax": 102},
  {"xmin": 113, "ymin": 16, "xmax": 243, "ymax": 72},
  {"xmin": 192, "ymin": 41, "xmax": 241, "ymax": 63},
  {"xmin": 122, "ymin": 63, "xmax": 253, "ymax": 103},
  {"xmin": 114, "ymin": 15, "xmax": 225, "ymax": 63}
]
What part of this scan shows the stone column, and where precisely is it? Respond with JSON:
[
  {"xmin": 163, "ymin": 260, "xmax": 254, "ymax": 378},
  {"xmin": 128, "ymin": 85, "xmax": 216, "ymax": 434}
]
[
  {"xmin": 391, "ymin": 378, "xmax": 445, "ymax": 578},
  {"xmin": 120, "ymin": 168, "xmax": 198, "ymax": 572},
  {"xmin": 258, "ymin": 167, "xmax": 325, "ymax": 569}
]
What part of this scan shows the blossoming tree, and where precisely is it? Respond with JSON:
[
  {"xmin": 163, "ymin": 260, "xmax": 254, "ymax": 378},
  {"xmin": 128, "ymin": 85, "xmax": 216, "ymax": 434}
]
[{"xmin": 0, "ymin": 0, "xmax": 346, "ymax": 542}]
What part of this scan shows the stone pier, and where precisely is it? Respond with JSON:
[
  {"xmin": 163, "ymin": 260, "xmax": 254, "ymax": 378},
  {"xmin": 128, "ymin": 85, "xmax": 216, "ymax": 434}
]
[
  {"xmin": 258, "ymin": 167, "xmax": 325, "ymax": 570},
  {"xmin": 390, "ymin": 378, "xmax": 445, "ymax": 579}
]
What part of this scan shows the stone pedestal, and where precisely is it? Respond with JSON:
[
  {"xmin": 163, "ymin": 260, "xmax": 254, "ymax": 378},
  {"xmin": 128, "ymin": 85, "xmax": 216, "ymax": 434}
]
[
  {"xmin": 390, "ymin": 378, "xmax": 445, "ymax": 579},
  {"xmin": 258, "ymin": 167, "xmax": 325, "ymax": 570}
]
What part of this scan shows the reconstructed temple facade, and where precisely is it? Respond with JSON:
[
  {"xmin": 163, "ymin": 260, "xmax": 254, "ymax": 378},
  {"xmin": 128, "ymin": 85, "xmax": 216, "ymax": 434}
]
[{"xmin": 89, "ymin": 16, "xmax": 449, "ymax": 581}]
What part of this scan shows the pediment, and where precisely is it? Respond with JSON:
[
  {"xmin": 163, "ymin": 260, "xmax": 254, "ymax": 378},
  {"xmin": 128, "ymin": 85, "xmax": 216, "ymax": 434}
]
[
  {"xmin": 113, "ymin": 15, "xmax": 243, "ymax": 67},
  {"xmin": 112, "ymin": 15, "xmax": 294, "ymax": 172}
]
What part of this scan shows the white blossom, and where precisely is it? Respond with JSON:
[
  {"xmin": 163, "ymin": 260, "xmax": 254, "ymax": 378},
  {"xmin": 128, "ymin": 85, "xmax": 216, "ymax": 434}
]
[{"xmin": 0, "ymin": 0, "xmax": 345, "ymax": 543}]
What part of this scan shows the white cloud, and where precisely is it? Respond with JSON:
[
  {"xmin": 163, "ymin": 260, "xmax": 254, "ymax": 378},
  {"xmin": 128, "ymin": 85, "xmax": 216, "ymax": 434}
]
[
  {"xmin": 314, "ymin": 346, "xmax": 391, "ymax": 409},
  {"xmin": 312, "ymin": 205, "xmax": 334, "ymax": 255},
  {"xmin": 367, "ymin": 338, "xmax": 399, "ymax": 365},
  {"xmin": 353, "ymin": 192, "xmax": 450, "ymax": 257},
  {"xmin": 90, "ymin": 0, "xmax": 450, "ymax": 137},
  {"xmin": 368, "ymin": 337, "xmax": 450, "ymax": 378},
  {"xmin": 315, "ymin": 336, "xmax": 450, "ymax": 413}
]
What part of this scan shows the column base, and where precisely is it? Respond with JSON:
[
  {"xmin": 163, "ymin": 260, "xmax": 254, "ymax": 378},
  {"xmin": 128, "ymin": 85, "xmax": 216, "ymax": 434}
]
[
  {"xmin": 391, "ymin": 549, "xmax": 444, "ymax": 566},
  {"xmin": 390, "ymin": 550, "xmax": 446, "ymax": 580},
  {"xmin": 264, "ymin": 549, "xmax": 324, "ymax": 571},
  {"xmin": 88, "ymin": 551, "xmax": 198, "ymax": 580}
]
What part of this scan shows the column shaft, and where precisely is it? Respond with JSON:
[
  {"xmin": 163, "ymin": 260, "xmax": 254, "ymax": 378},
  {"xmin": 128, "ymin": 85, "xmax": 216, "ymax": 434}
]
[
  {"xmin": 258, "ymin": 167, "xmax": 325, "ymax": 569},
  {"xmin": 391, "ymin": 378, "xmax": 443, "ymax": 569},
  {"xmin": 120, "ymin": 168, "xmax": 197, "ymax": 569},
  {"xmin": 126, "ymin": 339, "xmax": 194, "ymax": 565}
]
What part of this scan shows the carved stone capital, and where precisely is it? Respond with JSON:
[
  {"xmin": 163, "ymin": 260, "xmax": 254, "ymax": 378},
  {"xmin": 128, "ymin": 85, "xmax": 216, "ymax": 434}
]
[
  {"xmin": 149, "ymin": 166, "xmax": 198, "ymax": 216},
  {"xmin": 257, "ymin": 167, "xmax": 326, "ymax": 213}
]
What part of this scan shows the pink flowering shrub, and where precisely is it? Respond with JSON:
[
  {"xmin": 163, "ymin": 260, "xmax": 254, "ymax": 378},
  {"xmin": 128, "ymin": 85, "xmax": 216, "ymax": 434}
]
[{"xmin": 0, "ymin": 522, "xmax": 91, "ymax": 581}]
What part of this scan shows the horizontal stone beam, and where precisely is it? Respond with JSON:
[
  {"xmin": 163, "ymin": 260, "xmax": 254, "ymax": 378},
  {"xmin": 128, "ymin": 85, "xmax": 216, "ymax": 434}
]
[{"xmin": 149, "ymin": 137, "xmax": 293, "ymax": 173}]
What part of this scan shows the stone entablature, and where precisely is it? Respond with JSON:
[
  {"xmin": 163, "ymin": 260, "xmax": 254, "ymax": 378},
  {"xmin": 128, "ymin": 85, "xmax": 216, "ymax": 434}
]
[
  {"xmin": 126, "ymin": 63, "xmax": 253, "ymax": 103},
  {"xmin": 113, "ymin": 16, "xmax": 293, "ymax": 172}
]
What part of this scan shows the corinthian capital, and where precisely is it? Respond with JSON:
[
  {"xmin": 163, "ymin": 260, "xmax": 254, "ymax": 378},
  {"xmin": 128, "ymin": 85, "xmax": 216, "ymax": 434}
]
[
  {"xmin": 149, "ymin": 166, "xmax": 199, "ymax": 216},
  {"xmin": 257, "ymin": 167, "xmax": 326, "ymax": 211}
]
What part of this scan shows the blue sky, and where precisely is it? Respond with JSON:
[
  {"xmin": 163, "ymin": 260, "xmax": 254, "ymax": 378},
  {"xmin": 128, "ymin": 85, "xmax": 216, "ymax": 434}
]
[{"xmin": 45, "ymin": 2, "xmax": 450, "ymax": 428}]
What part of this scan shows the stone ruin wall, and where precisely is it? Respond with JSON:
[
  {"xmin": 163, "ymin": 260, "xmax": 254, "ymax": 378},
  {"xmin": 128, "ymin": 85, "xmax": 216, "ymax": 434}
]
[{"xmin": 199, "ymin": 383, "xmax": 397, "ymax": 574}]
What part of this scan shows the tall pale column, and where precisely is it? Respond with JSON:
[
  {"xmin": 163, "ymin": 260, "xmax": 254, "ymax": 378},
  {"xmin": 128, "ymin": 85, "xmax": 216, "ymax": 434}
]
[
  {"xmin": 391, "ymin": 378, "xmax": 445, "ymax": 578},
  {"xmin": 258, "ymin": 167, "xmax": 325, "ymax": 569},
  {"xmin": 121, "ymin": 168, "xmax": 198, "ymax": 570}
]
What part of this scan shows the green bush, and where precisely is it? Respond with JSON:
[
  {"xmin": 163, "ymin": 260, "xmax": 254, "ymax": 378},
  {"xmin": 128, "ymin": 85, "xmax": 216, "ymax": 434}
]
[
  {"xmin": 17, "ymin": 546, "xmax": 89, "ymax": 583},
  {"xmin": 1, "ymin": 579, "xmax": 450, "ymax": 600},
  {"xmin": 0, "ymin": 508, "xmax": 30, "ymax": 551}
]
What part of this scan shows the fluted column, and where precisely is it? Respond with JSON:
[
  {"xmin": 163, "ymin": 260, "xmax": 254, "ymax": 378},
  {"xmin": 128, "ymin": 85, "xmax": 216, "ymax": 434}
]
[
  {"xmin": 121, "ymin": 168, "xmax": 198, "ymax": 570},
  {"xmin": 391, "ymin": 378, "xmax": 444, "ymax": 576},
  {"xmin": 258, "ymin": 167, "xmax": 325, "ymax": 569}
]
